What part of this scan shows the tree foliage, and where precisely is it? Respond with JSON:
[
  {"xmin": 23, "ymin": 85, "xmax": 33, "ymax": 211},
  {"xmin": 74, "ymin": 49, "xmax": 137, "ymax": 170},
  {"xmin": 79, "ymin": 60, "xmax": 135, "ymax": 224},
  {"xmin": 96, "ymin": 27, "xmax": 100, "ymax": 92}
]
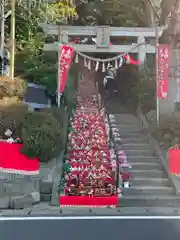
[
  {"xmin": 9, "ymin": 0, "xmax": 77, "ymax": 92},
  {"xmin": 3, "ymin": 0, "xmax": 77, "ymax": 49},
  {"xmin": 21, "ymin": 111, "xmax": 63, "ymax": 162},
  {"xmin": 0, "ymin": 76, "xmax": 27, "ymax": 99},
  {"xmin": 75, "ymin": 0, "xmax": 151, "ymax": 26},
  {"xmin": 158, "ymin": 0, "xmax": 180, "ymax": 45},
  {"xmin": 44, "ymin": 1, "xmax": 77, "ymax": 24}
]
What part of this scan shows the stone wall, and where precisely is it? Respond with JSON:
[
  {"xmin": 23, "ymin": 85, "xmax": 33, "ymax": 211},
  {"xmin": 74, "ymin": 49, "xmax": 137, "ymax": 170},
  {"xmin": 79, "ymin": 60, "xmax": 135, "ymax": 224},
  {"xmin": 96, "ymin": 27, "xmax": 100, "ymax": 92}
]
[
  {"xmin": 0, "ymin": 173, "xmax": 40, "ymax": 209},
  {"xmin": 40, "ymin": 152, "xmax": 64, "ymax": 204},
  {"xmin": 0, "ymin": 151, "xmax": 64, "ymax": 209}
]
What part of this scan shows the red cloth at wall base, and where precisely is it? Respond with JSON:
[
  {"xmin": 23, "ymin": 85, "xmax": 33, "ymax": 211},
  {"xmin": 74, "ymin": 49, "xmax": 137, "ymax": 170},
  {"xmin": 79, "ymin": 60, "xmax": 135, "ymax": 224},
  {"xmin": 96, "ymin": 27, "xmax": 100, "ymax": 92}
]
[
  {"xmin": 169, "ymin": 148, "xmax": 180, "ymax": 175},
  {"xmin": 0, "ymin": 142, "xmax": 39, "ymax": 175},
  {"xmin": 60, "ymin": 196, "xmax": 118, "ymax": 207}
]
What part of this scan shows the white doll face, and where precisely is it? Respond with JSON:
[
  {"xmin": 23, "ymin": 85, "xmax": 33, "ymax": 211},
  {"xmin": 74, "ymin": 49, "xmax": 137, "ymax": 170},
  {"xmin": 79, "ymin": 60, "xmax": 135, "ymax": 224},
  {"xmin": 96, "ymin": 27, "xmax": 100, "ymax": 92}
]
[{"xmin": 4, "ymin": 129, "xmax": 12, "ymax": 137}]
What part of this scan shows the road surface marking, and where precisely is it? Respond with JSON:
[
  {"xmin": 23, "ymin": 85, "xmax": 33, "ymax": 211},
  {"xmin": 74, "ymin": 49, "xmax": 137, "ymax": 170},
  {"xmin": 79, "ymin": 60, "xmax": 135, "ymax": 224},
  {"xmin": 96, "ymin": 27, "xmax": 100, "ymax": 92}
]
[{"xmin": 0, "ymin": 216, "xmax": 180, "ymax": 221}]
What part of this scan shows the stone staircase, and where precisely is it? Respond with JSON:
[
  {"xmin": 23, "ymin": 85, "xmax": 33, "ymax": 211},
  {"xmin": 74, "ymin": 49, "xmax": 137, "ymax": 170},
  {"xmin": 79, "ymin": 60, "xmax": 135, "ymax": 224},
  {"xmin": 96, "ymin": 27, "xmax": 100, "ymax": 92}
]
[{"xmin": 114, "ymin": 113, "xmax": 180, "ymax": 207}]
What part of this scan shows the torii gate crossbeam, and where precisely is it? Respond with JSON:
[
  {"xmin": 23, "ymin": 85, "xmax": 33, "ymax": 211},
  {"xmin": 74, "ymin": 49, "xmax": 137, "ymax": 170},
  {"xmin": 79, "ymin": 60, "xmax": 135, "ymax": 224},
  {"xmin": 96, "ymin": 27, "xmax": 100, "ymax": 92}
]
[{"xmin": 39, "ymin": 24, "xmax": 163, "ymax": 63}]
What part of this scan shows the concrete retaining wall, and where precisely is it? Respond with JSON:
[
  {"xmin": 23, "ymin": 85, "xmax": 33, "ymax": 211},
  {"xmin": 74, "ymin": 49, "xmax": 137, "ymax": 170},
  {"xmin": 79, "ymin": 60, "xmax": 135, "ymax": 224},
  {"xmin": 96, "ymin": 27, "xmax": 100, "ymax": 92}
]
[{"xmin": 0, "ymin": 151, "xmax": 64, "ymax": 209}]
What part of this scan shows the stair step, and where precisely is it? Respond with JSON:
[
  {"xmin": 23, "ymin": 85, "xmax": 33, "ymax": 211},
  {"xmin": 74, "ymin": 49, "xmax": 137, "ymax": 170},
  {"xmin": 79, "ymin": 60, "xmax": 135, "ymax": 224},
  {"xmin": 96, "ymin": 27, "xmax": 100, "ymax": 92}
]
[
  {"xmin": 40, "ymin": 194, "xmax": 52, "ymax": 202},
  {"xmin": 122, "ymin": 143, "xmax": 150, "ymax": 150},
  {"xmin": 119, "ymin": 130, "xmax": 143, "ymax": 135},
  {"xmin": 122, "ymin": 138, "xmax": 149, "ymax": 144},
  {"xmin": 131, "ymin": 169, "xmax": 167, "ymax": 178},
  {"xmin": 120, "ymin": 135, "xmax": 149, "ymax": 141},
  {"xmin": 116, "ymin": 124, "xmax": 142, "ymax": 128},
  {"xmin": 119, "ymin": 195, "xmax": 180, "ymax": 207},
  {"xmin": 125, "ymin": 149, "xmax": 154, "ymax": 156},
  {"xmin": 114, "ymin": 115, "xmax": 139, "ymax": 123},
  {"xmin": 117, "ymin": 126, "xmax": 142, "ymax": 130},
  {"xmin": 127, "ymin": 155, "xmax": 158, "ymax": 159},
  {"xmin": 120, "ymin": 133, "xmax": 146, "ymax": 138},
  {"xmin": 114, "ymin": 113, "xmax": 138, "ymax": 118},
  {"xmin": 115, "ymin": 117, "xmax": 140, "ymax": 122},
  {"xmin": 40, "ymin": 182, "xmax": 53, "ymax": 194},
  {"xmin": 121, "ymin": 134, "xmax": 149, "ymax": 144},
  {"xmin": 133, "ymin": 178, "xmax": 171, "ymax": 187},
  {"xmin": 123, "ymin": 186, "xmax": 174, "ymax": 196},
  {"xmin": 127, "ymin": 156, "xmax": 159, "ymax": 163},
  {"xmin": 130, "ymin": 162, "xmax": 162, "ymax": 170},
  {"xmin": 116, "ymin": 121, "xmax": 141, "ymax": 126}
]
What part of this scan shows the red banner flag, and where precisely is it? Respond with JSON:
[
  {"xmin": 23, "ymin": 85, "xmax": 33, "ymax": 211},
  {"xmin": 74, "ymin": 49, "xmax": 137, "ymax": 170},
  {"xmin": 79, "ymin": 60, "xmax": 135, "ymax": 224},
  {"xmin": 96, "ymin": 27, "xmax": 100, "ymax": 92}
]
[
  {"xmin": 157, "ymin": 44, "xmax": 171, "ymax": 99},
  {"xmin": 59, "ymin": 45, "xmax": 75, "ymax": 94},
  {"xmin": 124, "ymin": 54, "xmax": 140, "ymax": 65}
]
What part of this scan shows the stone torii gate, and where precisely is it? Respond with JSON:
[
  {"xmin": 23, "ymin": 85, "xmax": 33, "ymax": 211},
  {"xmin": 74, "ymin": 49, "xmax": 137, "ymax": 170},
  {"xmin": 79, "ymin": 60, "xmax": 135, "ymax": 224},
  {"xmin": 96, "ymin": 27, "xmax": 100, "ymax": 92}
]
[
  {"xmin": 39, "ymin": 23, "xmax": 163, "ymax": 64},
  {"xmin": 40, "ymin": 23, "xmax": 180, "ymax": 116}
]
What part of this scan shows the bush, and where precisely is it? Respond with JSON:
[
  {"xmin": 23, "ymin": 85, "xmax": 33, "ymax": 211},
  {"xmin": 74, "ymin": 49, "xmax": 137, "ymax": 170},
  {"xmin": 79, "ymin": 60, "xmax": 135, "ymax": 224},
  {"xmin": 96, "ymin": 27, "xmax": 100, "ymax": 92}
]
[
  {"xmin": 41, "ymin": 106, "xmax": 68, "ymax": 127},
  {"xmin": 114, "ymin": 58, "xmax": 156, "ymax": 113},
  {"xmin": 0, "ymin": 103, "xmax": 28, "ymax": 138},
  {"xmin": 64, "ymin": 74, "xmax": 77, "ymax": 115},
  {"xmin": 0, "ymin": 76, "xmax": 27, "ymax": 99},
  {"xmin": 152, "ymin": 114, "xmax": 180, "ymax": 149},
  {"xmin": 0, "ymin": 105, "xmax": 65, "ymax": 162},
  {"xmin": 146, "ymin": 110, "xmax": 157, "ymax": 124},
  {"xmin": 41, "ymin": 106, "xmax": 69, "ymax": 151},
  {"xmin": 21, "ymin": 111, "xmax": 63, "ymax": 162},
  {"xmin": 136, "ymin": 78, "xmax": 156, "ymax": 113},
  {"xmin": 135, "ymin": 58, "xmax": 156, "ymax": 113},
  {"xmin": 0, "ymin": 96, "xmax": 21, "ymax": 106}
]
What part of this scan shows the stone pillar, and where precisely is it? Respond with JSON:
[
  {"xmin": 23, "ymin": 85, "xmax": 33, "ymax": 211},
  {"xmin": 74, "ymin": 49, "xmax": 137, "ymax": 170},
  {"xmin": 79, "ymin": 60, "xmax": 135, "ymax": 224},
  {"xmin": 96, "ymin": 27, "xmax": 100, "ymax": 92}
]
[
  {"xmin": 96, "ymin": 26, "xmax": 110, "ymax": 48},
  {"xmin": 137, "ymin": 36, "xmax": 146, "ymax": 65},
  {"xmin": 175, "ymin": 49, "xmax": 180, "ymax": 103},
  {"xmin": 59, "ymin": 27, "xmax": 68, "ymax": 44}
]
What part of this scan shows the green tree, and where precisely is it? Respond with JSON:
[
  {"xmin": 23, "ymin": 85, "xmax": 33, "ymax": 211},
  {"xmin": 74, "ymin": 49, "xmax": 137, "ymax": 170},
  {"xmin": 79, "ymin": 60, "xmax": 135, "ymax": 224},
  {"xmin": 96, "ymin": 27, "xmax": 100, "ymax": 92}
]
[
  {"xmin": 12, "ymin": 0, "xmax": 77, "ymax": 49},
  {"xmin": 75, "ymin": 0, "xmax": 151, "ymax": 26},
  {"xmin": 159, "ymin": 0, "xmax": 180, "ymax": 45},
  {"xmin": 12, "ymin": 0, "xmax": 77, "ymax": 91}
]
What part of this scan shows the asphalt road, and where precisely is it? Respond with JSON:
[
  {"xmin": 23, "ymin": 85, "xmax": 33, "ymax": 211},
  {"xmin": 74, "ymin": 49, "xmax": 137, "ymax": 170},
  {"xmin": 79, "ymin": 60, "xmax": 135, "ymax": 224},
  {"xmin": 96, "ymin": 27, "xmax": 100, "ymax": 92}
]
[{"xmin": 1, "ymin": 218, "xmax": 180, "ymax": 240}]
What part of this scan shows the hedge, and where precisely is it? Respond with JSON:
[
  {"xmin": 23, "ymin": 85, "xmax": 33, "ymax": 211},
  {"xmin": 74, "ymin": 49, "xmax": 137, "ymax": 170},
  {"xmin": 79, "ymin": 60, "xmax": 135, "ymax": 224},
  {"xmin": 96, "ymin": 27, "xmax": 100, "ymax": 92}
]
[
  {"xmin": 0, "ymin": 106, "xmax": 65, "ymax": 163},
  {"xmin": 152, "ymin": 113, "xmax": 180, "ymax": 149},
  {"xmin": 41, "ymin": 106, "xmax": 68, "ymax": 128},
  {"xmin": 41, "ymin": 106, "xmax": 69, "ymax": 150},
  {"xmin": 21, "ymin": 111, "xmax": 63, "ymax": 162},
  {"xmin": 110, "ymin": 63, "xmax": 156, "ymax": 113},
  {"xmin": 63, "ymin": 64, "xmax": 79, "ymax": 116}
]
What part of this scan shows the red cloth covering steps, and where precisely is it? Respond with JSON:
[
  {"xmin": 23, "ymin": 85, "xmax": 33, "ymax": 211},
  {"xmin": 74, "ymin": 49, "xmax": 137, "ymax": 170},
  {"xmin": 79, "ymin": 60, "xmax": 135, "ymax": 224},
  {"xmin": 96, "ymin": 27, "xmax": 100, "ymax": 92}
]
[
  {"xmin": 60, "ymin": 195, "xmax": 118, "ymax": 207},
  {"xmin": 0, "ymin": 142, "xmax": 39, "ymax": 175},
  {"xmin": 64, "ymin": 111, "xmax": 116, "ymax": 197},
  {"xmin": 61, "ymin": 72, "xmax": 118, "ymax": 204}
]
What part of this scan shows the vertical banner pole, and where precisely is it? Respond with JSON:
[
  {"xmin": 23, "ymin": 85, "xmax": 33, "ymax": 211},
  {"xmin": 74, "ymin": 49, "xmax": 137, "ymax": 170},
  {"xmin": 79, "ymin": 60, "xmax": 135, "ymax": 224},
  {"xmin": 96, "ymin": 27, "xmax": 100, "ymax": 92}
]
[
  {"xmin": 57, "ymin": 46, "xmax": 61, "ymax": 107},
  {"xmin": 1, "ymin": 0, "xmax": 5, "ymax": 75},
  {"xmin": 155, "ymin": 22, "xmax": 160, "ymax": 126},
  {"xmin": 10, "ymin": 0, "xmax": 15, "ymax": 79},
  {"xmin": 57, "ymin": 31, "xmax": 61, "ymax": 107}
]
